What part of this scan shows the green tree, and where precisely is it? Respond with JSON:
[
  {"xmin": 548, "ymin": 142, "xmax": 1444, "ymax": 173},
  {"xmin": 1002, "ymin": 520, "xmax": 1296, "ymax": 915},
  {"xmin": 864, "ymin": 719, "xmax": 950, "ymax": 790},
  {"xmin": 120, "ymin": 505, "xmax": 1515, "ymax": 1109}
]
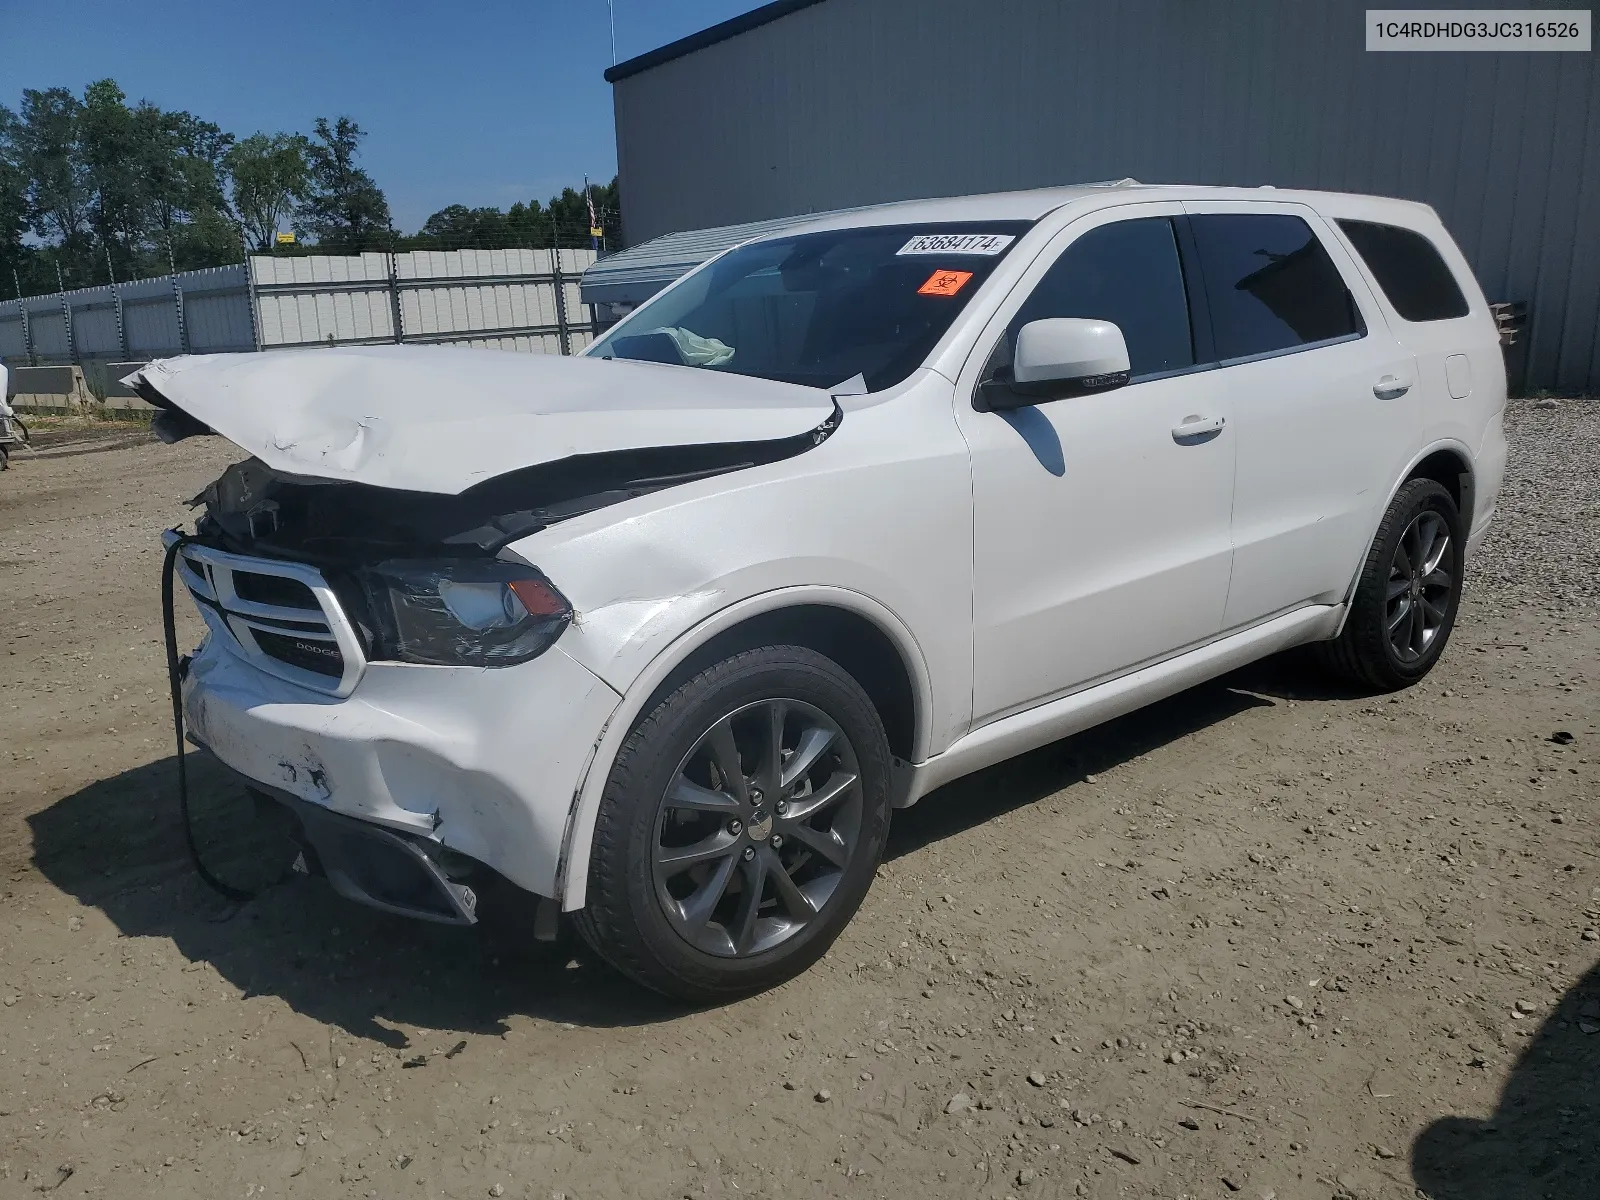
[
  {"xmin": 406, "ymin": 177, "xmax": 622, "ymax": 252},
  {"xmin": 77, "ymin": 80, "xmax": 147, "ymax": 278},
  {"xmin": 15, "ymin": 87, "xmax": 91, "ymax": 257},
  {"xmin": 544, "ymin": 179, "xmax": 621, "ymax": 244},
  {"xmin": 226, "ymin": 132, "xmax": 310, "ymax": 251},
  {"xmin": 7, "ymin": 81, "xmax": 241, "ymax": 285},
  {"xmin": 140, "ymin": 107, "xmax": 234, "ymax": 262},
  {"xmin": 78, "ymin": 81, "xmax": 239, "ymax": 279},
  {"xmin": 0, "ymin": 106, "xmax": 36, "ymax": 292},
  {"xmin": 1, "ymin": 77, "xmax": 620, "ymax": 287},
  {"xmin": 415, "ymin": 203, "xmax": 512, "ymax": 247},
  {"xmin": 176, "ymin": 203, "xmax": 247, "ymax": 270},
  {"xmin": 298, "ymin": 116, "xmax": 392, "ymax": 252},
  {"xmin": 501, "ymin": 199, "xmax": 548, "ymax": 244}
]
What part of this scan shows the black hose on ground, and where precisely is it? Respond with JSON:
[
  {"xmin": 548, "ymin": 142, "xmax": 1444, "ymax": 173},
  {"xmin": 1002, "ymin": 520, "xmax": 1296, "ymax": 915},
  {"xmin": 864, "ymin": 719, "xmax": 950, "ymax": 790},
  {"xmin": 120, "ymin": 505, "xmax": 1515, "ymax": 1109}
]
[{"xmin": 161, "ymin": 531, "xmax": 258, "ymax": 903}]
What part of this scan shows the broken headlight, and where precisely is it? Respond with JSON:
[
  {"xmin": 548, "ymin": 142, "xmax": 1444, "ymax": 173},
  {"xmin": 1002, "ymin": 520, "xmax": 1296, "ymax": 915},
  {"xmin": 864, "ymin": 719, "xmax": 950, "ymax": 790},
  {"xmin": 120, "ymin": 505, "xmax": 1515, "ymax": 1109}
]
[{"xmin": 359, "ymin": 560, "xmax": 572, "ymax": 667}]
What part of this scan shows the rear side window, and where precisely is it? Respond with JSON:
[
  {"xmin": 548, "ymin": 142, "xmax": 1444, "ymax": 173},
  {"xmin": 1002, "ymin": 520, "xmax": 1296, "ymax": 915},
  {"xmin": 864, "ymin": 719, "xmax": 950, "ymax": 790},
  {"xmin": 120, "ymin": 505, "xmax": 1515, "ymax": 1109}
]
[
  {"xmin": 1337, "ymin": 219, "xmax": 1470, "ymax": 321},
  {"xmin": 1006, "ymin": 217, "xmax": 1195, "ymax": 378},
  {"xmin": 1190, "ymin": 214, "xmax": 1364, "ymax": 361}
]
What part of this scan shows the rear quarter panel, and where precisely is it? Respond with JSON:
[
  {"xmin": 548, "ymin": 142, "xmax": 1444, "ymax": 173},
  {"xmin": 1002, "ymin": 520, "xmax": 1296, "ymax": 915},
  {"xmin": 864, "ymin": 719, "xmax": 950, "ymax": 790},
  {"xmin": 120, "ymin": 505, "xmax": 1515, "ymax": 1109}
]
[{"xmin": 1315, "ymin": 195, "xmax": 1507, "ymax": 535}]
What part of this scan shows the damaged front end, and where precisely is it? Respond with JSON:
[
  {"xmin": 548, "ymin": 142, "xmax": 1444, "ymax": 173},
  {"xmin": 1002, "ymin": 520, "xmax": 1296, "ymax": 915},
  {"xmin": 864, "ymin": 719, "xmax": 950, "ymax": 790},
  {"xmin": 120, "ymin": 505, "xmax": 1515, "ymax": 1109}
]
[
  {"xmin": 138, "ymin": 344, "xmax": 844, "ymax": 666},
  {"xmin": 251, "ymin": 778, "xmax": 482, "ymax": 925},
  {"xmin": 147, "ymin": 346, "xmax": 844, "ymax": 922},
  {"xmin": 180, "ymin": 415, "xmax": 840, "ymax": 680},
  {"xmin": 190, "ymin": 411, "xmax": 840, "ymax": 558}
]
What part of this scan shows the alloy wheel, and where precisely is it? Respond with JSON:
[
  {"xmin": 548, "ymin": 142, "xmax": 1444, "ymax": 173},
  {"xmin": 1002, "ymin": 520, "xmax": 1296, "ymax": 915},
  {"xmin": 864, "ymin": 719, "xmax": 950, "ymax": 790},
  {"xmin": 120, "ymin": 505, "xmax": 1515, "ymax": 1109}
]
[
  {"xmin": 1385, "ymin": 510, "xmax": 1455, "ymax": 663},
  {"xmin": 652, "ymin": 698, "xmax": 864, "ymax": 958}
]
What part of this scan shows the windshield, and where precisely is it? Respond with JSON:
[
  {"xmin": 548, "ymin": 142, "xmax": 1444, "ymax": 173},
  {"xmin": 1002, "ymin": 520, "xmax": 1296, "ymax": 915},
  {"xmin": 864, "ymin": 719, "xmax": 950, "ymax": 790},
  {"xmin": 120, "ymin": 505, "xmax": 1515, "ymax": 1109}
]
[{"xmin": 589, "ymin": 222, "xmax": 1033, "ymax": 392}]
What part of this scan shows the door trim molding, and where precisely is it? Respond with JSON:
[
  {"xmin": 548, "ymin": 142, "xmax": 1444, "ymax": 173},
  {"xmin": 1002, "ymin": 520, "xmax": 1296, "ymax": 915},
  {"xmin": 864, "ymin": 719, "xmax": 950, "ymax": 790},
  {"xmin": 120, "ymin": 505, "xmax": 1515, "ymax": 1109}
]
[{"xmin": 901, "ymin": 604, "xmax": 1341, "ymax": 805}]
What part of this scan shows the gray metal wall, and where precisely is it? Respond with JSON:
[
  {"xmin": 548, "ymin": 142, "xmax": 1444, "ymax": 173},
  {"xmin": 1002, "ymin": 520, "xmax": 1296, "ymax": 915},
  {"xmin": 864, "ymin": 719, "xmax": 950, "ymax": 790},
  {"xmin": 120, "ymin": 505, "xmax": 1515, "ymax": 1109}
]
[
  {"xmin": 611, "ymin": 0, "xmax": 1599, "ymax": 392},
  {"xmin": 0, "ymin": 266, "xmax": 254, "ymax": 366}
]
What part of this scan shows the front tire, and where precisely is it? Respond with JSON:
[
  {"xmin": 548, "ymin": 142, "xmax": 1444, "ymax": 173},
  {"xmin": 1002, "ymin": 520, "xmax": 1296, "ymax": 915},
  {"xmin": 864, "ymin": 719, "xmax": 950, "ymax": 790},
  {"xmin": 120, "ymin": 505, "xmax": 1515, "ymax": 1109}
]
[
  {"xmin": 575, "ymin": 645, "xmax": 892, "ymax": 1003},
  {"xmin": 1319, "ymin": 477, "xmax": 1464, "ymax": 691}
]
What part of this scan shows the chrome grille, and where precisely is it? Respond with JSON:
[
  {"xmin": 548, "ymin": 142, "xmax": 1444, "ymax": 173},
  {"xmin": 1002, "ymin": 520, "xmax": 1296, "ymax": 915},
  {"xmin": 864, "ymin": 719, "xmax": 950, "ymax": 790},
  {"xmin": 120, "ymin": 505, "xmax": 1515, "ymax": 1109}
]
[{"xmin": 165, "ymin": 533, "xmax": 367, "ymax": 696}]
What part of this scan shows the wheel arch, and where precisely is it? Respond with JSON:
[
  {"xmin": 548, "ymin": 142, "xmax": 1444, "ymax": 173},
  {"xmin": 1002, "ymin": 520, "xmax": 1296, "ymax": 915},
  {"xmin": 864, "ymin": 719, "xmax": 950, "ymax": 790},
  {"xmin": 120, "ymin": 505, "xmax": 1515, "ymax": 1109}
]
[
  {"xmin": 1333, "ymin": 439, "xmax": 1476, "ymax": 634},
  {"xmin": 555, "ymin": 587, "xmax": 933, "ymax": 910},
  {"xmin": 1406, "ymin": 443, "xmax": 1475, "ymax": 526}
]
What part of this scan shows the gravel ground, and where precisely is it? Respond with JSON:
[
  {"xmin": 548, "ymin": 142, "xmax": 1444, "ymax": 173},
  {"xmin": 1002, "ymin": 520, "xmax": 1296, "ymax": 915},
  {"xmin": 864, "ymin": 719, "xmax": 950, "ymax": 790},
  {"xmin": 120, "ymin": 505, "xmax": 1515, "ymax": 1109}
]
[
  {"xmin": 0, "ymin": 398, "xmax": 1596, "ymax": 1200},
  {"xmin": 1471, "ymin": 398, "xmax": 1600, "ymax": 613}
]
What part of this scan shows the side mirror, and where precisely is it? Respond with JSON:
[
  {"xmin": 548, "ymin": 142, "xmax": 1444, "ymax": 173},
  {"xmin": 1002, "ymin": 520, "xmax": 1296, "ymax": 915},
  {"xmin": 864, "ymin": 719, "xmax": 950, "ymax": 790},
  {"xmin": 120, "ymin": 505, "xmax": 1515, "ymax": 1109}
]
[{"xmin": 983, "ymin": 318, "xmax": 1132, "ymax": 409}]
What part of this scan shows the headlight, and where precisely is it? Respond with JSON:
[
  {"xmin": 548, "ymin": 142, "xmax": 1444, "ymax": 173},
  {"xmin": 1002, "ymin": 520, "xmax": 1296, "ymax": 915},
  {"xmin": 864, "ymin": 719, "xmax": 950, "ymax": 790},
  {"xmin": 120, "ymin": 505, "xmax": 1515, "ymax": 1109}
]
[{"xmin": 359, "ymin": 559, "xmax": 572, "ymax": 666}]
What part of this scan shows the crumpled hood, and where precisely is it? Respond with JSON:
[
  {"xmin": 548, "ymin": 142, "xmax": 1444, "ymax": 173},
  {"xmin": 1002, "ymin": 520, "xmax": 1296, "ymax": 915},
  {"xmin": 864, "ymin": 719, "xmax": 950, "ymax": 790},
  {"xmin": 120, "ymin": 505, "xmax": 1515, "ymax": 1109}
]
[{"xmin": 129, "ymin": 345, "xmax": 838, "ymax": 495}]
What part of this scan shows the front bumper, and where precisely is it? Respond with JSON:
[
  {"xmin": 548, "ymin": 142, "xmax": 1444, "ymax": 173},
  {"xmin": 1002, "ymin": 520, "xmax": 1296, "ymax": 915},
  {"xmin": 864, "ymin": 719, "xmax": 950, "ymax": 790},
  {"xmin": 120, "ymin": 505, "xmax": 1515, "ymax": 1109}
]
[
  {"xmin": 252, "ymin": 777, "xmax": 481, "ymax": 924},
  {"xmin": 181, "ymin": 634, "xmax": 623, "ymax": 898}
]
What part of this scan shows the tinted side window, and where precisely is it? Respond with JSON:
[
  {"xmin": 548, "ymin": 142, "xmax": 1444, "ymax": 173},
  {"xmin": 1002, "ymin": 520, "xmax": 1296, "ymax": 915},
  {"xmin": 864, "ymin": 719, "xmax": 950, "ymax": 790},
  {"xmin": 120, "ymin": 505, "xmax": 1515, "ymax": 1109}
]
[
  {"xmin": 1190, "ymin": 214, "xmax": 1364, "ymax": 360},
  {"xmin": 1337, "ymin": 219, "xmax": 1470, "ymax": 321},
  {"xmin": 1006, "ymin": 217, "xmax": 1195, "ymax": 379}
]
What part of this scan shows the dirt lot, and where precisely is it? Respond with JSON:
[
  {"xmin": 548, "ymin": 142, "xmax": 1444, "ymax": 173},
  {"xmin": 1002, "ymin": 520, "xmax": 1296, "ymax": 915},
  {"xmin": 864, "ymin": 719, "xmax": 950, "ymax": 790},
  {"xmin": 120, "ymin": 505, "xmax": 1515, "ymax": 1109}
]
[{"xmin": 1, "ymin": 401, "xmax": 1596, "ymax": 1200}]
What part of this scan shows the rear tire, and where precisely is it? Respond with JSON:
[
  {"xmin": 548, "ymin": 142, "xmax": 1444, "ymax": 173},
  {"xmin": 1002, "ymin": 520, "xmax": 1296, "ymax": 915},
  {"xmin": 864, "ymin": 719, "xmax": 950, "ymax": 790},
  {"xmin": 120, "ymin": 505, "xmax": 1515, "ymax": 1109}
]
[
  {"xmin": 575, "ymin": 645, "xmax": 892, "ymax": 1003},
  {"xmin": 1318, "ymin": 478, "xmax": 1464, "ymax": 691}
]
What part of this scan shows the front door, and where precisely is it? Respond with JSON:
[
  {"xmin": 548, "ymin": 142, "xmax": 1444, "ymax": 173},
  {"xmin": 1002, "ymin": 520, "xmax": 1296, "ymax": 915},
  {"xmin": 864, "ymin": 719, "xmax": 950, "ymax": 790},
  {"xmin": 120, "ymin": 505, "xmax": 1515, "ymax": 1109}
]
[{"xmin": 955, "ymin": 206, "xmax": 1237, "ymax": 726}]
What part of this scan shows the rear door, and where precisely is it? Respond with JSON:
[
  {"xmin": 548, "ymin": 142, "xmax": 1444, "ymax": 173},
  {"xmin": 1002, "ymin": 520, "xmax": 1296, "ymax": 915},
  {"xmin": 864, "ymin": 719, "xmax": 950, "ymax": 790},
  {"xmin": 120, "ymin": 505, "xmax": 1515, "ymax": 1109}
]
[{"xmin": 1182, "ymin": 202, "xmax": 1420, "ymax": 628}]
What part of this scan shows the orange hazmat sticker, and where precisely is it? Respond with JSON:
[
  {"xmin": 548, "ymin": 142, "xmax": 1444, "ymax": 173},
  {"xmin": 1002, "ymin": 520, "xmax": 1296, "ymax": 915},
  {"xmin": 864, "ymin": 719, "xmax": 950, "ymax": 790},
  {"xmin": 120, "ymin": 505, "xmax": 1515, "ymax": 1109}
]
[{"xmin": 917, "ymin": 269, "xmax": 973, "ymax": 297}]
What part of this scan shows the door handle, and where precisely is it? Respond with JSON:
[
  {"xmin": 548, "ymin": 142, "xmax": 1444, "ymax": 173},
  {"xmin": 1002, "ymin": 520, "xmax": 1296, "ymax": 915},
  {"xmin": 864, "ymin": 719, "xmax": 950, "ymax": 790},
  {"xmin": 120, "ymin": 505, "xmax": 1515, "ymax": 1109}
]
[
  {"xmin": 1171, "ymin": 414, "xmax": 1225, "ymax": 443},
  {"xmin": 1373, "ymin": 375, "xmax": 1412, "ymax": 400}
]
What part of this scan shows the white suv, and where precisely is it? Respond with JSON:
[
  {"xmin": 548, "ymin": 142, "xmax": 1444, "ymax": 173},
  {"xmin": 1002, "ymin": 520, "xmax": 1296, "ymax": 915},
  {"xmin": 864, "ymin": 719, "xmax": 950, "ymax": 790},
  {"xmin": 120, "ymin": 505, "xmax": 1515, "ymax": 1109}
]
[{"xmin": 143, "ymin": 183, "xmax": 1506, "ymax": 1001}]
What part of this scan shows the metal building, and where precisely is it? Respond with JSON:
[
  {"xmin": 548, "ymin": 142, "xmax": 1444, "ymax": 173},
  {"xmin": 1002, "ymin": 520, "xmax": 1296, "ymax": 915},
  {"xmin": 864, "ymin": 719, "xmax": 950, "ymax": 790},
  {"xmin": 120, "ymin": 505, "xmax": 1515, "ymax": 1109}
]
[{"xmin": 603, "ymin": 0, "xmax": 1598, "ymax": 393}]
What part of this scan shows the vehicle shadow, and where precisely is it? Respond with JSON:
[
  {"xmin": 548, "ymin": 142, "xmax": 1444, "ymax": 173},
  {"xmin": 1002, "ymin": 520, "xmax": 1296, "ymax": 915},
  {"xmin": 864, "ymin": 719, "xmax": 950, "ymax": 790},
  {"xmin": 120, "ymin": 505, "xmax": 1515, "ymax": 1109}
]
[
  {"xmin": 889, "ymin": 675, "xmax": 1273, "ymax": 860},
  {"xmin": 27, "ymin": 752, "xmax": 684, "ymax": 1047},
  {"xmin": 1223, "ymin": 644, "xmax": 1377, "ymax": 703},
  {"xmin": 30, "ymin": 672, "xmax": 1280, "ymax": 1046},
  {"xmin": 1411, "ymin": 959, "xmax": 1600, "ymax": 1198}
]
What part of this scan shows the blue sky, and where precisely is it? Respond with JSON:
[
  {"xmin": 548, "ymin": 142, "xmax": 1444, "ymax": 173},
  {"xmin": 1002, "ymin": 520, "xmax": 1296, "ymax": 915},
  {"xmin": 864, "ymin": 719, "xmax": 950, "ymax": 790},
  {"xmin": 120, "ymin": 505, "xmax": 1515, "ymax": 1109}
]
[{"xmin": 2, "ymin": 0, "xmax": 759, "ymax": 231}]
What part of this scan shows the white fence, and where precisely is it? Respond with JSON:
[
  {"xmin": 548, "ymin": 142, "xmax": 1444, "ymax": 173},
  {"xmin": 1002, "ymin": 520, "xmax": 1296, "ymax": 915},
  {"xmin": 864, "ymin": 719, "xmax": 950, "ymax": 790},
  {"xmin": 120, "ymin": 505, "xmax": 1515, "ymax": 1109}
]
[
  {"xmin": 0, "ymin": 247, "xmax": 601, "ymax": 376},
  {"xmin": 250, "ymin": 247, "xmax": 597, "ymax": 356}
]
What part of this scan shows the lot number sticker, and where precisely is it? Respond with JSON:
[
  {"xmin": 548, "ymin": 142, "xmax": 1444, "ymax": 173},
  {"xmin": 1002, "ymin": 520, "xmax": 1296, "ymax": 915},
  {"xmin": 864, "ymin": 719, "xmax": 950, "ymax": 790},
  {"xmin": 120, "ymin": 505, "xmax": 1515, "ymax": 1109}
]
[
  {"xmin": 897, "ymin": 233, "xmax": 1015, "ymax": 256},
  {"xmin": 917, "ymin": 269, "xmax": 974, "ymax": 297}
]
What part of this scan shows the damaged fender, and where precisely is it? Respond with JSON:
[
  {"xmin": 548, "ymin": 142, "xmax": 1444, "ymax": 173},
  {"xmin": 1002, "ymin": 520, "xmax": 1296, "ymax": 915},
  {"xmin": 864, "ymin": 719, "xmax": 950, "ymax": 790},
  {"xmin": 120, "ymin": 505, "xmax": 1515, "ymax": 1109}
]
[
  {"xmin": 551, "ymin": 585, "xmax": 935, "ymax": 910},
  {"xmin": 501, "ymin": 382, "xmax": 971, "ymax": 909}
]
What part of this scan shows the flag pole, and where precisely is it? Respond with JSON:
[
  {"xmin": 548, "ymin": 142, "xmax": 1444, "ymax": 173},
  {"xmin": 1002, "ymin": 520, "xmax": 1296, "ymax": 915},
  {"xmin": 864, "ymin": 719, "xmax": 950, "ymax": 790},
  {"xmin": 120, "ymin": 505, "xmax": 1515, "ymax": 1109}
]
[{"xmin": 584, "ymin": 174, "xmax": 601, "ymax": 253}]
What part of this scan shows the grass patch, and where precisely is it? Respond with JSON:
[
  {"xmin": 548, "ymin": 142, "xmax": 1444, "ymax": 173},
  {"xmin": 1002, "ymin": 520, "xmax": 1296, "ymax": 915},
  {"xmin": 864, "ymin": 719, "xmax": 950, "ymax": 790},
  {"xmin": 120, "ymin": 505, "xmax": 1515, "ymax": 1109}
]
[{"xmin": 20, "ymin": 409, "xmax": 154, "ymax": 431}]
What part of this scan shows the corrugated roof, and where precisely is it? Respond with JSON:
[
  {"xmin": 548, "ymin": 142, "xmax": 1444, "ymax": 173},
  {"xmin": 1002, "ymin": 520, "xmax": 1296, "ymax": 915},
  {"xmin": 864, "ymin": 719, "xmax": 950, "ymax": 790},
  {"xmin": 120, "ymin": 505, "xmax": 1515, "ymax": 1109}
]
[
  {"xmin": 578, "ymin": 209, "xmax": 853, "ymax": 306},
  {"xmin": 604, "ymin": 0, "xmax": 831, "ymax": 83}
]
